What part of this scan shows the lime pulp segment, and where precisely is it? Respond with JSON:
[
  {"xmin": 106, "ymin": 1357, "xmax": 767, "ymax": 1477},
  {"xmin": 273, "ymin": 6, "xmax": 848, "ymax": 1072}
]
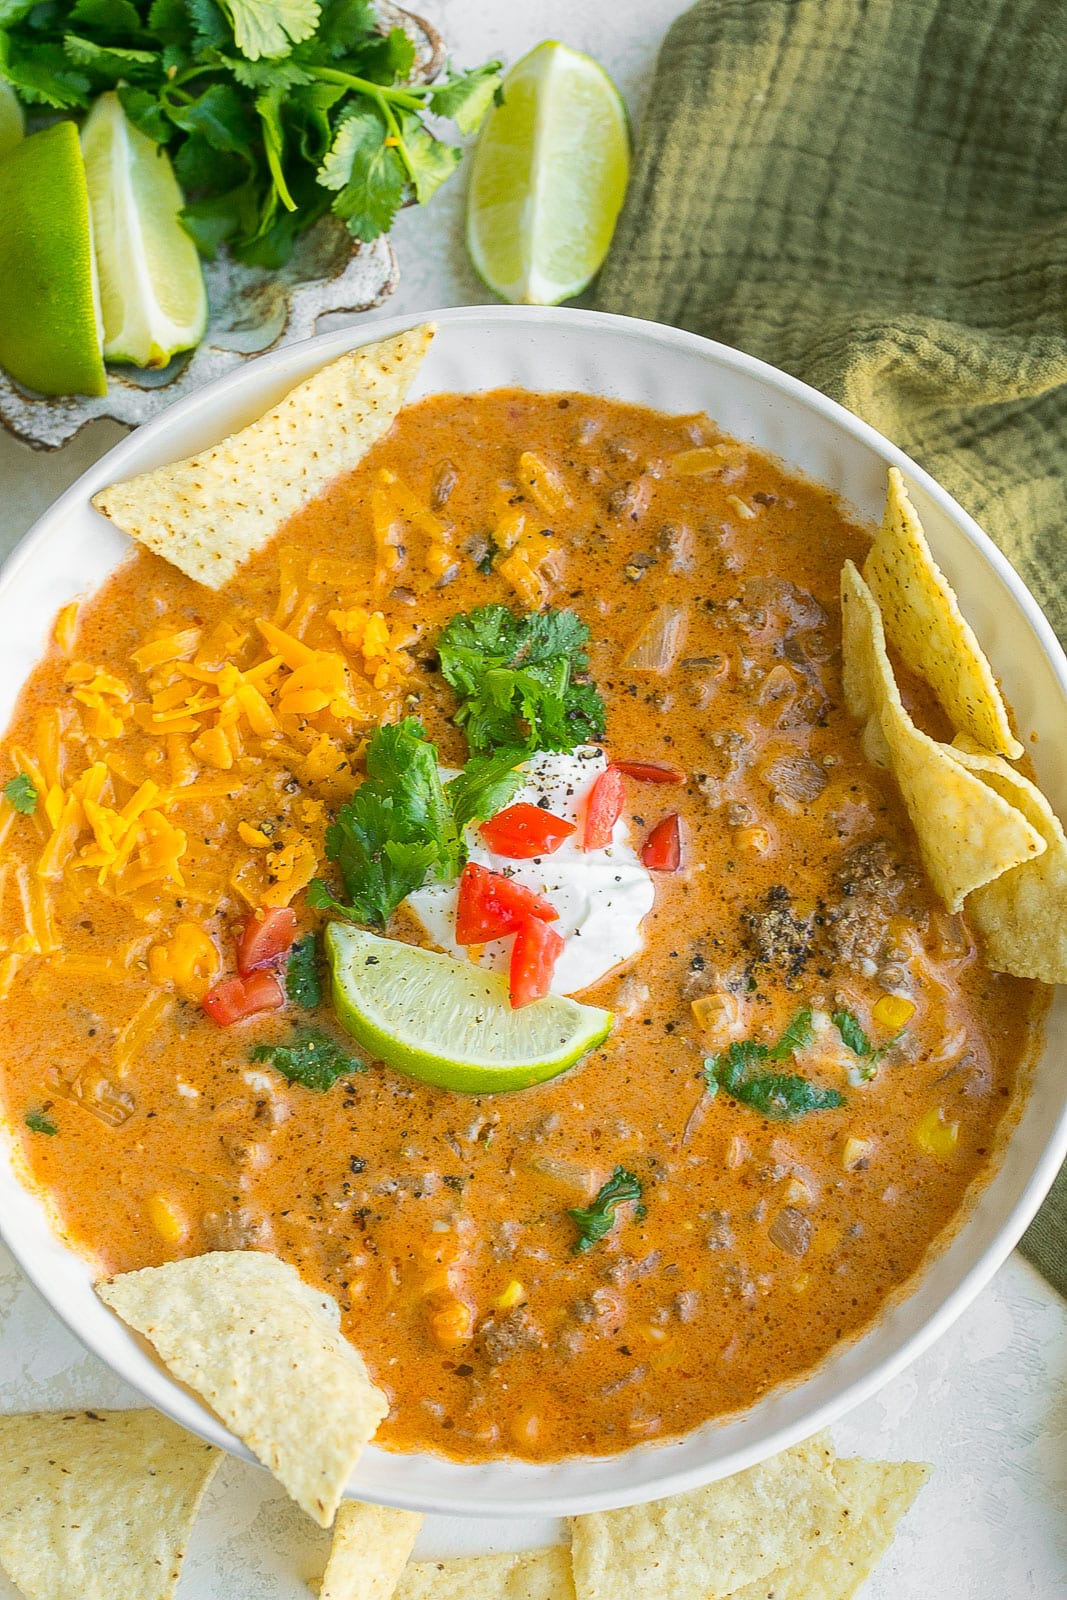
[{"xmin": 325, "ymin": 922, "xmax": 612, "ymax": 1094}]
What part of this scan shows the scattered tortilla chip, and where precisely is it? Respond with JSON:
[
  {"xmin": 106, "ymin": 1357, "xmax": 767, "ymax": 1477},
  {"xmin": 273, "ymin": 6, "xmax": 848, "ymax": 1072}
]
[
  {"xmin": 394, "ymin": 1548, "xmax": 575, "ymax": 1600},
  {"xmin": 863, "ymin": 467, "xmax": 1022, "ymax": 758},
  {"xmin": 719, "ymin": 1457, "xmax": 930, "ymax": 1599},
  {"xmin": 840, "ymin": 561, "xmax": 1043, "ymax": 912},
  {"xmin": 91, "ymin": 324, "xmax": 435, "ymax": 589},
  {"xmin": 944, "ymin": 739, "xmax": 1067, "ymax": 982},
  {"xmin": 97, "ymin": 1251, "xmax": 389, "ymax": 1528},
  {"xmin": 568, "ymin": 1440, "xmax": 849, "ymax": 1600},
  {"xmin": 0, "ymin": 1408, "xmax": 219, "ymax": 1600},
  {"xmin": 319, "ymin": 1502, "xmax": 424, "ymax": 1600}
]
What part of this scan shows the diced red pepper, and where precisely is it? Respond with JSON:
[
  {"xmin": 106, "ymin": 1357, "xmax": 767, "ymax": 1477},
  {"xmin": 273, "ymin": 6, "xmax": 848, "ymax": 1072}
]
[
  {"xmin": 582, "ymin": 765, "xmax": 625, "ymax": 850},
  {"xmin": 236, "ymin": 906, "xmax": 298, "ymax": 975},
  {"xmin": 641, "ymin": 812, "xmax": 682, "ymax": 872},
  {"xmin": 614, "ymin": 759, "xmax": 686, "ymax": 784},
  {"xmin": 509, "ymin": 915, "xmax": 565, "ymax": 1008},
  {"xmin": 480, "ymin": 802, "xmax": 576, "ymax": 859},
  {"xmin": 455, "ymin": 862, "xmax": 558, "ymax": 945},
  {"xmin": 202, "ymin": 970, "xmax": 285, "ymax": 1026}
]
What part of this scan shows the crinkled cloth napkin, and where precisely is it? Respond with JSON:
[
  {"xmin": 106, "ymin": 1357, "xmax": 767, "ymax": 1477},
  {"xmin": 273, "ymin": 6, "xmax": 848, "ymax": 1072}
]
[{"xmin": 594, "ymin": 0, "xmax": 1067, "ymax": 1291}]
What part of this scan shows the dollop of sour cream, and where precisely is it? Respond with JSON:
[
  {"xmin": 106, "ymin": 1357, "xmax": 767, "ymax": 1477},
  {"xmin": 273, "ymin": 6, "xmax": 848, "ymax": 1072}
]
[{"xmin": 405, "ymin": 747, "xmax": 655, "ymax": 996}]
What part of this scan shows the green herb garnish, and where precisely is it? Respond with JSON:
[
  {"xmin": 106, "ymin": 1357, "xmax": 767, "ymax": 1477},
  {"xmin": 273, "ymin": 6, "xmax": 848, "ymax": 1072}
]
[
  {"xmin": 703, "ymin": 1007, "xmax": 844, "ymax": 1120},
  {"xmin": 436, "ymin": 605, "xmax": 606, "ymax": 757},
  {"xmin": 285, "ymin": 932, "xmax": 321, "ymax": 1008},
  {"xmin": 569, "ymin": 1166, "xmax": 643, "ymax": 1253},
  {"xmin": 250, "ymin": 1028, "xmax": 364, "ymax": 1091},
  {"xmin": 832, "ymin": 1008, "xmax": 904, "ymax": 1082},
  {"xmin": 24, "ymin": 1108, "xmax": 57, "ymax": 1135},
  {"xmin": 3, "ymin": 773, "xmax": 38, "ymax": 815},
  {"xmin": 308, "ymin": 718, "xmax": 523, "ymax": 926},
  {"xmin": 0, "ymin": 1, "xmax": 501, "ymax": 264}
]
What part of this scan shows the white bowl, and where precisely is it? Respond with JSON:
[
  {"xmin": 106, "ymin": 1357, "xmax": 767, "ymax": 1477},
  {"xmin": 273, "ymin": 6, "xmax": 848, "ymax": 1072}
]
[{"xmin": 2, "ymin": 306, "xmax": 1066, "ymax": 1519}]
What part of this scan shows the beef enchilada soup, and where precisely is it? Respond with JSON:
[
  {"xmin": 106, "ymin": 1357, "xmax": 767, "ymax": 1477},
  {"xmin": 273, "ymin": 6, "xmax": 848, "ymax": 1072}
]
[{"xmin": 0, "ymin": 378, "xmax": 1047, "ymax": 1463}]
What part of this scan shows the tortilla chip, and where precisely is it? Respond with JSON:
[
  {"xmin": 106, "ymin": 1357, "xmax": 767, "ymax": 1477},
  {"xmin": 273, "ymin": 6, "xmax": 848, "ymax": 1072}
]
[
  {"xmin": 394, "ymin": 1548, "xmax": 575, "ymax": 1600},
  {"xmin": 840, "ymin": 561, "xmax": 1043, "ymax": 912},
  {"xmin": 863, "ymin": 468, "xmax": 1022, "ymax": 758},
  {"xmin": 91, "ymin": 324, "xmax": 435, "ymax": 589},
  {"xmin": 97, "ymin": 1251, "xmax": 388, "ymax": 1528},
  {"xmin": 719, "ymin": 1457, "xmax": 930, "ymax": 1599},
  {"xmin": 0, "ymin": 1408, "xmax": 219, "ymax": 1600},
  {"xmin": 319, "ymin": 1502, "xmax": 424, "ymax": 1600},
  {"xmin": 568, "ymin": 1440, "xmax": 850, "ymax": 1600},
  {"xmin": 938, "ymin": 738, "xmax": 1067, "ymax": 982}
]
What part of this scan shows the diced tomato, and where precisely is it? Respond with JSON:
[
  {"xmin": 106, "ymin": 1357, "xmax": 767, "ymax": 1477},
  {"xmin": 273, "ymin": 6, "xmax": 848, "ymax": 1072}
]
[
  {"xmin": 614, "ymin": 759, "xmax": 686, "ymax": 784},
  {"xmin": 236, "ymin": 906, "xmax": 298, "ymax": 975},
  {"xmin": 509, "ymin": 915, "xmax": 565, "ymax": 1008},
  {"xmin": 641, "ymin": 812, "xmax": 682, "ymax": 872},
  {"xmin": 202, "ymin": 970, "xmax": 285, "ymax": 1026},
  {"xmin": 455, "ymin": 862, "xmax": 558, "ymax": 945},
  {"xmin": 480, "ymin": 802, "xmax": 576, "ymax": 859},
  {"xmin": 582, "ymin": 765, "xmax": 625, "ymax": 850}
]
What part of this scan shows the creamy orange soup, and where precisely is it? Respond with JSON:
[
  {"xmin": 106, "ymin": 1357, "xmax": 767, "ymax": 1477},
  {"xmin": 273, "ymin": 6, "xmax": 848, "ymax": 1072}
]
[{"xmin": 0, "ymin": 391, "xmax": 1043, "ymax": 1461}]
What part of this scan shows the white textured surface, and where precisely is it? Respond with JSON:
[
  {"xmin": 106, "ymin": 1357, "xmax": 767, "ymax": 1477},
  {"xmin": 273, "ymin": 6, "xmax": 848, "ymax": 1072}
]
[{"xmin": 0, "ymin": 0, "xmax": 1066, "ymax": 1593}]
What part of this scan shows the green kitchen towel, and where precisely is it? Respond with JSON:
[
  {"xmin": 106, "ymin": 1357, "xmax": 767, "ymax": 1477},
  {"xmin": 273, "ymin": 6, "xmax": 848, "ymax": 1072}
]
[{"xmin": 594, "ymin": 0, "xmax": 1067, "ymax": 1292}]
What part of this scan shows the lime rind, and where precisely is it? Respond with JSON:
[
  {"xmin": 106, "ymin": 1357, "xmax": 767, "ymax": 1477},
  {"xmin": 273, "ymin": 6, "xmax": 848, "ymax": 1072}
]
[{"xmin": 325, "ymin": 922, "xmax": 612, "ymax": 1094}]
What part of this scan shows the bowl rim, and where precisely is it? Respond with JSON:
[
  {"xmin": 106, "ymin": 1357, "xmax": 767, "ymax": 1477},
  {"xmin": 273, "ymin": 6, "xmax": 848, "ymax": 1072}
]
[{"xmin": 3, "ymin": 302, "xmax": 1067, "ymax": 1519}]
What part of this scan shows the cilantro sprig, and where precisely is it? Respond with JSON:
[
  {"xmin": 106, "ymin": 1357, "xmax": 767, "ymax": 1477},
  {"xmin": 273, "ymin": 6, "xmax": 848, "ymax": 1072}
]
[
  {"xmin": 569, "ymin": 1166, "xmax": 643, "ymax": 1254},
  {"xmin": 0, "ymin": 0, "xmax": 502, "ymax": 264},
  {"xmin": 250, "ymin": 1027, "xmax": 364, "ymax": 1090},
  {"xmin": 704, "ymin": 1008, "xmax": 846, "ymax": 1121},
  {"xmin": 24, "ymin": 1107, "xmax": 58, "ymax": 1135},
  {"xmin": 436, "ymin": 605, "xmax": 606, "ymax": 758},
  {"xmin": 285, "ymin": 932, "xmax": 322, "ymax": 1008},
  {"xmin": 307, "ymin": 717, "xmax": 523, "ymax": 927},
  {"xmin": 832, "ymin": 1008, "xmax": 905, "ymax": 1083}
]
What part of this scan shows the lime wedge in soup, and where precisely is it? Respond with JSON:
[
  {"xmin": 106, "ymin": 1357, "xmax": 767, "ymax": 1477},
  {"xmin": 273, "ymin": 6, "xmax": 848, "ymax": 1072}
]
[
  {"xmin": 0, "ymin": 121, "xmax": 106, "ymax": 397},
  {"xmin": 465, "ymin": 39, "xmax": 630, "ymax": 305},
  {"xmin": 81, "ymin": 91, "xmax": 207, "ymax": 368},
  {"xmin": 325, "ymin": 922, "xmax": 612, "ymax": 1093}
]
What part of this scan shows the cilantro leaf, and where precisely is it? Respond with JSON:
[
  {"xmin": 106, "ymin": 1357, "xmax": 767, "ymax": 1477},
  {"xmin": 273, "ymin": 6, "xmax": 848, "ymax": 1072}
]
[
  {"xmin": 437, "ymin": 605, "xmax": 606, "ymax": 757},
  {"xmin": 250, "ymin": 1028, "xmax": 364, "ymax": 1091},
  {"xmin": 286, "ymin": 932, "xmax": 321, "ymax": 1008},
  {"xmin": 832, "ymin": 1008, "xmax": 904, "ymax": 1082},
  {"xmin": 24, "ymin": 1108, "xmax": 58, "ymax": 1135},
  {"xmin": 62, "ymin": 33, "xmax": 157, "ymax": 70},
  {"xmin": 706, "ymin": 1058, "xmax": 845, "ymax": 1121},
  {"xmin": 4, "ymin": 773, "xmax": 38, "ymax": 815},
  {"xmin": 318, "ymin": 101, "xmax": 406, "ymax": 241},
  {"xmin": 429, "ymin": 60, "xmax": 503, "ymax": 135},
  {"xmin": 445, "ymin": 748, "xmax": 525, "ymax": 834},
  {"xmin": 703, "ymin": 1007, "xmax": 844, "ymax": 1120},
  {"xmin": 396, "ymin": 110, "xmax": 460, "ymax": 205},
  {"xmin": 569, "ymin": 1167, "xmax": 643, "ymax": 1253},
  {"xmin": 220, "ymin": 0, "xmax": 320, "ymax": 61}
]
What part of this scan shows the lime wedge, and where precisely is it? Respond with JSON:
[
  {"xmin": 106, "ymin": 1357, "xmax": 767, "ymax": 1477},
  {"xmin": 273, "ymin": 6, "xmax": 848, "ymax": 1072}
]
[
  {"xmin": 0, "ymin": 121, "xmax": 106, "ymax": 397},
  {"xmin": 465, "ymin": 40, "xmax": 630, "ymax": 305},
  {"xmin": 0, "ymin": 83, "xmax": 24, "ymax": 159},
  {"xmin": 325, "ymin": 922, "xmax": 612, "ymax": 1093},
  {"xmin": 81, "ymin": 91, "xmax": 207, "ymax": 368}
]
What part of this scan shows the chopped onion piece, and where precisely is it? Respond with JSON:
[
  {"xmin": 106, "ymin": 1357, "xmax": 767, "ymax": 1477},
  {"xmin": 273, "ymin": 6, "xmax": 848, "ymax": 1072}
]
[{"xmin": 622, "ymin": 604, "xmax": 689, "ymax": 673}]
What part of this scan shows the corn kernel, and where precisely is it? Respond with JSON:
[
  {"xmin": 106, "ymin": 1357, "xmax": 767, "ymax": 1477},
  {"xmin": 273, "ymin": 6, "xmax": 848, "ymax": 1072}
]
[
  {"xmin": 914, "ymin": 1107, "xmax": 959, "ymax": 1158},
  {"xmin": 842, "ymin": 1136, "xmax": 873, "ymax": 1171},
  {"xmin": 736, "ymin": 825, "xmax": 771, "ymax": 855},
  {"xmin": 726, "ymin": 493, "xmax": 758, "ymax": 520},
  {"xmin": 147, "ymin": 1193, "xmax": 187, "ymax": 1244},
  {"xmin": 429, "ymin": 1298, "xmax": 475, "ymax": 1347},
  {"xmin": 783, "ymin": 1176, "xmax": 812, "ymax": 1205},
  {"xmin": 873, "ymin": 993, "xmax": 916, "ymax": 1031},
  {"xmin": 638, "ymin": 1323, "xmax": 669, "ymax": 1344},
  {"xmin": 792, "ymin": 1273, "xmax": 811, "ymax": 1293},
  {"xmin": 494, "ymin": 1280, "xmax": 526, "ymax": 1311},
  {"xmin": 671, "ymin": 447, "xmax": 721, "ymax": 476},
  {"xmin": 510, "ymin": 1410, "xmax": 540, "ymax": 1448}
]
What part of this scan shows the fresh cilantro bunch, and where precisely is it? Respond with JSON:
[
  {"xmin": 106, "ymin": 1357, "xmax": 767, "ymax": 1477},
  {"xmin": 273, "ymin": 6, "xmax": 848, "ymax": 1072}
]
[
  {"xmin": 308, "ymin": 717, "xmax": 523, "ymax": 927},
  {"xmin": 436, "ymin": 605, "xmax": 606, "ymax": 757},
  {"xmin": 0, "ymin": 0, "xmax": 502, "ymax": 264}
]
